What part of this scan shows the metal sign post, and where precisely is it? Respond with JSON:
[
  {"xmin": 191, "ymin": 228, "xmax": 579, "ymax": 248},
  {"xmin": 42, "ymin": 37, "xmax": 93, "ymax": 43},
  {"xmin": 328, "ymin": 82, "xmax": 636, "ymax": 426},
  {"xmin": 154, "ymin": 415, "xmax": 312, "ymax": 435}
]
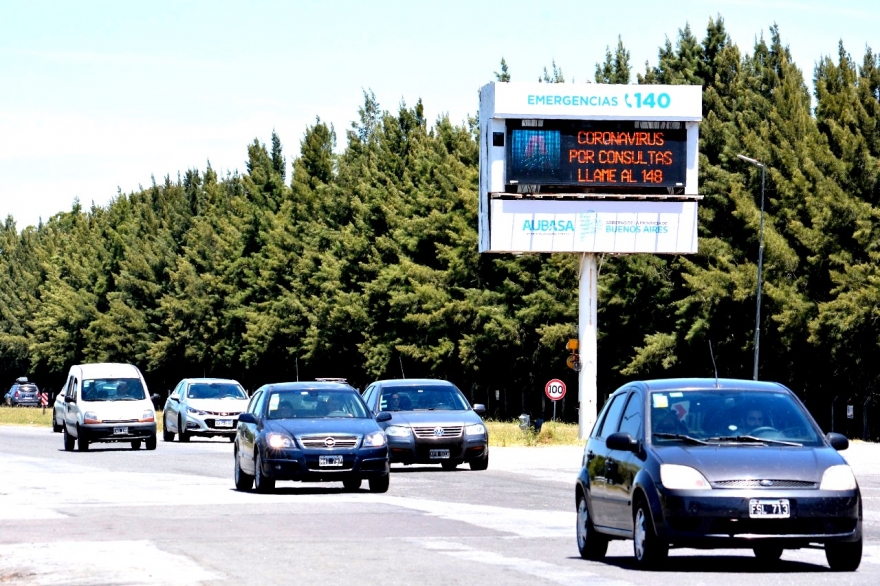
[{"xmin": 579, "ymin": 254, "xmax": 598, "ymax": 439}]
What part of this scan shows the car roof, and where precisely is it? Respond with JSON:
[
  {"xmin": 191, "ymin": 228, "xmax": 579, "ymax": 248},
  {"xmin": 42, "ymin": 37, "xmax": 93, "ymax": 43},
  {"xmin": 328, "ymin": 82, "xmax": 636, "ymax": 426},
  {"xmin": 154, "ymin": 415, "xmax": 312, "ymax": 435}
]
[
  {"xmin": 632, "ymin": 378, "xmax": 789, "ymax": 393},
  {"xmin": 373, "ymin": 378, "xmax": 457, "ymax": 387},
  {"xmin": 181, "ymin": 378, "xmax": 242, "ymax": 384},
  {"xmin": 263, "ymin": 381, "xmax": 357, "ymax": 392}
]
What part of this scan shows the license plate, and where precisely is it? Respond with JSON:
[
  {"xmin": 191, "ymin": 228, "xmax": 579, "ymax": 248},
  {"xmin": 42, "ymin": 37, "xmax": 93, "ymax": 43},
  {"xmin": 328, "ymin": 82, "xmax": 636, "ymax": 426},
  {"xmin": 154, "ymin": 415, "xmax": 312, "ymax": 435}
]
[
  {"xmin": 319, "ymin": 455, "xmax": 343, "ymax": 467},
  {"xmin": 215, "ymin": 419, "xmax": 234, "ymax": 428},
  {"xmin": 113, "ymin": 426, "xmax": 128, "ymax": 435},
  {"xmin": 429, "ymin": 449, "xmax": 450, "ymax": 459},
  {"xmin": 749, "ymin": 499, "xmax": 790, "ymax": 518}
]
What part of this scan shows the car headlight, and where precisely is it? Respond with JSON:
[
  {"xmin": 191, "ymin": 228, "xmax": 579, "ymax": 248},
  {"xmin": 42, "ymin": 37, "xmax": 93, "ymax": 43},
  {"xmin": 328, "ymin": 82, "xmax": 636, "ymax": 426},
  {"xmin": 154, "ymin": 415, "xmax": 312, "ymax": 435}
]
[
  {"xmin": 266, "ymin": 433, "xmax": 294, "ymax": 449},
  {"xmin": 83, "ymin": 411, "xmax": 100, "ymax": 424},
  {"xmin": 186, "ymin": 406, "xmax": 206, "ymax": 416},
  {"xmin": 363, "ymin": 430, "xmax": 387, "ymax": 447},
  {"xmin": 465, "ymin": 423, "xmax": 486, "ymax": 436},
  {"xmin": 384, "ymin": 425, "xmax": 412, "ymax": 438},
  {"xmin": 820, "ymin": 465, "xmax": 857, "ymax": 490},
  {"xmin": 660, "ymin": 464, "xmax": 711, "ymax": 490},
  {"xmin": 139, "ymin": 410, "xmax": 155, "ymax": 422}
]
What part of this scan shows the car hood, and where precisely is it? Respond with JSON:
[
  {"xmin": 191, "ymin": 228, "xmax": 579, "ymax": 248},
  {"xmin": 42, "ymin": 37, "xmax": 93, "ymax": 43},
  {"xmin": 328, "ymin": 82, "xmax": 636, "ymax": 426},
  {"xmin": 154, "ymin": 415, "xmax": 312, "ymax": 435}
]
[
  {"xmin": 653, "ymin": 445, "xmax": 847, "ymax": 482},
  {"xmin": 185, "ymin": 399, "xmax": 248, "ymax": 413},
  {"xmin": 381, "ymin": 410, "xmax": 483, "ymax": 427},
  {"xmin": 266, "ymin": 418, "xmax": 382, "ymax": 437}
]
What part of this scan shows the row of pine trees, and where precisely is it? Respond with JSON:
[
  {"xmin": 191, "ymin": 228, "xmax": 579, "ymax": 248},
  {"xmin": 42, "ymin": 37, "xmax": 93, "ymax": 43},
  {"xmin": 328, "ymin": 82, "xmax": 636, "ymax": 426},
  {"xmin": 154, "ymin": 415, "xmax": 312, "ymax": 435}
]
[{"xmin": 2, "ymin": 18, "xmax": 879, "ymax": 429}]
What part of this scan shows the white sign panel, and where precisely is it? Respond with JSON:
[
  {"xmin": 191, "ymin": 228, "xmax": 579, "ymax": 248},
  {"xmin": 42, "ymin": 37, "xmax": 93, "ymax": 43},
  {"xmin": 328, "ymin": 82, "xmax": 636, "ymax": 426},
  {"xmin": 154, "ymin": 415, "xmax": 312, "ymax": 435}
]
[
  {"xmin": 491, "ymin": 83, "xmax": 702, "ymax": 121},
  {"xmin": 489, "ymin": 199, "xmax": 698, "ymax": 254}
]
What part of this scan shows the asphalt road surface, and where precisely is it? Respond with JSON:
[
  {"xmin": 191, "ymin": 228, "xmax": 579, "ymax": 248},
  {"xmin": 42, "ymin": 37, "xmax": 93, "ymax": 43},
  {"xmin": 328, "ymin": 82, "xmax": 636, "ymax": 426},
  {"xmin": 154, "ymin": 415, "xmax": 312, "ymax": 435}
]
[{"xmin": 1, "ymin": 426, "xmax": 879, "ymax": 585}]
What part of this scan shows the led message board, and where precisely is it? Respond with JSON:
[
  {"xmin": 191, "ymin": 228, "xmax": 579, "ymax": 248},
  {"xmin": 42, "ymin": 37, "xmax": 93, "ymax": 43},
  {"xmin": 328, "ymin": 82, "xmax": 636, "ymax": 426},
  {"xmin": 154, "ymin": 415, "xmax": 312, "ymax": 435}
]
[{"xmin": 506, "ymin": 120, "xmax": 686, "ymax": 188}]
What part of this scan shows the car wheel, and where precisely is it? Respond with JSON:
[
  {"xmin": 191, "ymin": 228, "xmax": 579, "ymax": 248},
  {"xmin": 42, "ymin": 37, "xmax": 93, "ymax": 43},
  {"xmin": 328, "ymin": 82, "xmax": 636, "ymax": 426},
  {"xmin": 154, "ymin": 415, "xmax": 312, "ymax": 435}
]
[
  {"xmin": 77, "ymin": 427, "xmax": 90, "ymax": 452},
  {"xmin": 441, "ymin": 460, "xmax": 460, "ymax": 470},
  {"xmin": 577, "ymin": 493, "xmax": 608, "ymax": 560},
  {"xmin": 469, "ymin": 450, "xmax": 489, "ymax": 471},
  {"xmin": 368, "ymin": 474, "xmax": 390, "ymax": 493},
  {"xmin": 145, "ymin": 434, "xmax": 157, "ymax": 451},
  {"xmin": 825, "ymin": 537, "xmax": 862, "ymax": 571},
  {"xmin": 63, "ymin": 425, "xmax": 75, "ymax": 451},
  {"xmin": 52, "ymin": 414, "xmax": 62, "ymax": 433},
  {"xmin": 179, "ymin": 416, "xmax": 190, "ymax": 442},
  {"xmin": 632, "ymin": 500, "xmax": 667, "ymax": 569},
  {"xmin": 753, "ymin": 546, "xmax": 783, "ymax": 563},
  {"xmin": 162, "ymin": 418, "xmax": 174, "ymax": 442},
  {"xmin": 254, "ymin": 450, "xmax": 275, "ymax": 493},
  {"xmin": 228, "ymin": 434, "xmax": 235, "ymax": 442},
  {"xmin": 234, "ymin": 448, "xmax": 254, "ymax": 491},
  {"xmin": 131, "ymin": 440, "xmax": 142, "ymax": 450},
  {"xmin": 342, "ymin": 478, "xmax": 362, "ymax": 491}
]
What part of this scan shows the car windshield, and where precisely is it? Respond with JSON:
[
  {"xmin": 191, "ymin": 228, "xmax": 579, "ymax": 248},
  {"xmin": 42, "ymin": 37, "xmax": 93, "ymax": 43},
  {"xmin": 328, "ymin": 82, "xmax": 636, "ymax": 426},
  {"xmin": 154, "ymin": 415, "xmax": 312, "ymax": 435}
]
[
  {"xmin": 379, "ymin": 385, "xmax": 470, "ymax": 411},
  {"xmin": 266, "ymin": 389, "xmax": 370, "ymax": 419},
  {"xmin": 650, "ymin": 389, "xmax": 823, "ymax": 447},
  {"xmin": 82, "ymin": 378, "xmax": 146, "ymax": 402},
  {"xmin": 186, "ymin": 382, "xmax": 247, "ymax": 400}
]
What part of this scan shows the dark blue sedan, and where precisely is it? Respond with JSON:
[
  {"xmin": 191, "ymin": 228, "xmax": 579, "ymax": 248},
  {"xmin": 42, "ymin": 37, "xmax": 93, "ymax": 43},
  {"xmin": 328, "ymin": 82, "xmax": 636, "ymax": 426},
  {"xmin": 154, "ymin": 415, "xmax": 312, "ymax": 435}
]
[
  {"xmin": 234, "ymin": 381, "xmax": 391, "ymax": 493},
  {"xmin": 576, "ymin": 378, "xmax": 862, "ymax": 571}
]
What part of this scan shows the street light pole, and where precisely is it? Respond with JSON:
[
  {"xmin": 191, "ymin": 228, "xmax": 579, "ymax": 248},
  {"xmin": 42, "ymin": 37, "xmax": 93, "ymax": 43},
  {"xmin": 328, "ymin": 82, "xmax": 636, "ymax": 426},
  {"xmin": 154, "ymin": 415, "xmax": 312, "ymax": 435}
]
[{"xmin": 737, "ymin": 154, "xmax": 766, "ymax": 381}]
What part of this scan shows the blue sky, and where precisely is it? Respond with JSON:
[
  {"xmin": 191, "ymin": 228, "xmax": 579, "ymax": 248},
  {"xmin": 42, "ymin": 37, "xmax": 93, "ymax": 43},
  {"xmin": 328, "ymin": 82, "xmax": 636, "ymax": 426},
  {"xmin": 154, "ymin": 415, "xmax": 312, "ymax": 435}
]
[{"xmin": 2, "ymin": 0, "xmax": 878, "ymax": 230}]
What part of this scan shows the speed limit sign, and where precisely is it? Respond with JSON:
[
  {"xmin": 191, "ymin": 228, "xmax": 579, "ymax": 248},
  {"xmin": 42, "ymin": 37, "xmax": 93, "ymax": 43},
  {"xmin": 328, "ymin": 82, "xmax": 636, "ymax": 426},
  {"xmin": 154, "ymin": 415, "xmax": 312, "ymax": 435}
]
[{"xmin": 545, "ymin": 379, "xmax": 566, "ymax": 401}]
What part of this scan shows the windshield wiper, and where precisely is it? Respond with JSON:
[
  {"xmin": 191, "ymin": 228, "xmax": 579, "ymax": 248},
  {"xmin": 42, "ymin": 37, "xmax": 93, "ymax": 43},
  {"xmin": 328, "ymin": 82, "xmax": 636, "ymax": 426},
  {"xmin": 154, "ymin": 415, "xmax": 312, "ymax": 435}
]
[
  {"xmin": 652, "ymin": 433, "xmax": 710, "ymax": 445},
  {"xmin": 706, "ymin": 435, "xmax": 802, "ymax": 447}
]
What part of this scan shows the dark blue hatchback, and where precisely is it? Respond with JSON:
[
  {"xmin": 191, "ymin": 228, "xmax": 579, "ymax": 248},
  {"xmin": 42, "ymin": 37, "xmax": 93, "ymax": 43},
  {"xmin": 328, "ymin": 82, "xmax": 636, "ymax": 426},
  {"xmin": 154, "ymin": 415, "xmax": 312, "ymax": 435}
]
[
  {"xmin": 576, "ymin": 378, "xmax": 862, "ymax": 571},
  {"xmin": 234, "ymin": 381, "xmax": 391, "ymax": 493}
]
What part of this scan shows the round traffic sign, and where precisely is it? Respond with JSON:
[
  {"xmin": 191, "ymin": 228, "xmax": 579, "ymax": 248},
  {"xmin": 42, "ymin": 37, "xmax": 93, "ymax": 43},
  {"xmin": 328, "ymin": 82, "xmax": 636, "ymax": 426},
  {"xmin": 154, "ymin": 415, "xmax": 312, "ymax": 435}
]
[{"xmin": 545, "ymin": 379, "xmax": 566, "ymax": 401}]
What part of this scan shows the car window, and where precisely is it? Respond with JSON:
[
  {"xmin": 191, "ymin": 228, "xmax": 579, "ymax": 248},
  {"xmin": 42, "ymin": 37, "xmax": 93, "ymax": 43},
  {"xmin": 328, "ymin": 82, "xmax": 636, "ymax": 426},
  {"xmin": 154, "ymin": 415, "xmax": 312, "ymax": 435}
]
[
  {"xmin": 617, "ymin": 391, "xmax": 643, "ymax": 439},
  {"xmin": 596, "ymin": 392, "xmax": 626, "ymax": 439},
  {"xmin": 266, "ymin": 389, "xmax": 371, "ymax": 419},
  {"xmin": 186, "ymin": 382, "xmax": 247, "ymax": 400},
  {"xmin": 377, "ymin": 385, "xmax": 468, "ymax": 411},
  {"xmin": 246, "ymin": 390, "xmax": 264, "ymax": 415},
  {"xmin": 81, "ymin": 378, "xmax": 146, "ymax": 401},
  {"xmin": 362, "ymin": 385, "xmax": 376, "ymax": 404}
]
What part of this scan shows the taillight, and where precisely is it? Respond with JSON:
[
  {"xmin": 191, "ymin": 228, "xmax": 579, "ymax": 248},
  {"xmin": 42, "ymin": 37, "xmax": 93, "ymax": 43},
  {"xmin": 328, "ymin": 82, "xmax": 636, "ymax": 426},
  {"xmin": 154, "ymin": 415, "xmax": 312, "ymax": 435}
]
[{"xmin": 14, "ymin": 391, "xmax": 20, "ymax": 398}]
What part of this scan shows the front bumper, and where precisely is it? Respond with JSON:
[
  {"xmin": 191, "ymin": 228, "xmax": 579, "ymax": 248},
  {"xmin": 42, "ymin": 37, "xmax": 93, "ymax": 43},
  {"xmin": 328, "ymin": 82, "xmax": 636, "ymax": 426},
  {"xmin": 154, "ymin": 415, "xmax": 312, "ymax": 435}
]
[
  {"xmin": 79, "ymin": 421, "xmax": 157, "ymax": 443},
  {"xmin": 260, "ymin": 446, "xmax": 390, "ymax": 482},
  {"xmin": 387, "ymin": 433, "xmax": 488, "ymax": 464},
  {"xmin": 183, "ymin": 413, "xmax": 240, "ymax": 436},
  {"xmin": 656, "ymin": 488, "xmax": 861, "ymax": 547}
]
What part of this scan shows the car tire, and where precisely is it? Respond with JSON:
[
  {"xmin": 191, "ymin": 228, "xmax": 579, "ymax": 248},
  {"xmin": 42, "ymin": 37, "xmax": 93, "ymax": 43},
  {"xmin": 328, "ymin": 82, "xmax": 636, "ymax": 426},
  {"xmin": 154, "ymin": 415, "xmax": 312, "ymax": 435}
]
[
  {"xmin": 77, "ymin": 427, "xmax": 90, "ymax": 452},
  {"xmin": 753, "ymin": 546, "xmax": 783, "ymax": 563},
  {"xmin": 228, "ymin": 434, "xmax": 235, "ymax": 442},
  {"xmin": 131, "ymin": 440, "xmax": 142, "ymax": 450},
  {"xmin": 254, "ymin": 450, "xmax": 275, "ymax": 493},
  {"xmin": 577, "ymin": 493, "xmax": 608, "ymax": 560},
  {"xmin": 342, "ymin": 478, "xmax": 362, "ymax": 491},
  {"xmin": 368, "ymin": 474, "xmax": 390, "ymax": 493},
  {"xmin": 469, "ymin": 450, "xmax": 489, "ymax": 471},
  {"xmin": 441, "ymin": 460, "xmax": 460, "ymax": 470},
  {"xmin": 825, "ymin": 537, "xmax": 862, "ymax": 571},
  {"xmin": 179, "ymin": 416, "xmax": 190, "ymax": 442},
  {"xmin": 63, "ymin": 425, "xmax": 75, "ymax": 451},
  {"xmin": 162, "ymin": 419, "xmax": 174, "ymax": 442},
  {"xmin": 145, "ymin": 434, "xmax": 157, "ymax": 451},
  {"xmin": 52, "ymin": 414, "xmax": 62, "ymax": 433},
  {"xmin": 632, "ymin": 499, "xmax": 667, "ymax": 569},
  {"xmin": 234, "ymin": 448, "xmax": 254, "ymax": 491}
]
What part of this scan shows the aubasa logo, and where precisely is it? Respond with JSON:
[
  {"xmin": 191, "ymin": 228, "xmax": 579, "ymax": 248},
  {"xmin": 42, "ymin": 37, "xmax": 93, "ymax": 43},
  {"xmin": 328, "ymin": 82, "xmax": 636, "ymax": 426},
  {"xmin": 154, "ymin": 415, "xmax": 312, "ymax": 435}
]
[{"xmin": 522, "ymin": 219, "xmax": 575, "ymax": 232}]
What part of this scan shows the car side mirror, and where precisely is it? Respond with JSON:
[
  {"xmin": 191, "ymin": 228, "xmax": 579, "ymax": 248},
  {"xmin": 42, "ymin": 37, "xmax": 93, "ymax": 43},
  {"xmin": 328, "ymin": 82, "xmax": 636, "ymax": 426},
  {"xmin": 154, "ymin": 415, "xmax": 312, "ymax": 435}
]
[
  {"xmin": 376, "ymin": 411, "xmax": 392, "ymax": 422},
  {"xmin": 606, "ymin": 431, "xmax": 639, "ymax": 452},
  {"xmin": 170, "ymin": 393, "xmax": 179, "ymax": 402},
  {"xmin": 472, "ymin": 404, "xmax": 486, "ymax": 415},
  {"xmin": 238, "ymin": 412, "xmax": 257, "ymax": 424},
  {"xmin": 65, "ymin": 394, "xmax": 76, "ymax": 404},
  {"xmin": 826, "ymin": 432, "xmax": 849, "ymax": 451}
]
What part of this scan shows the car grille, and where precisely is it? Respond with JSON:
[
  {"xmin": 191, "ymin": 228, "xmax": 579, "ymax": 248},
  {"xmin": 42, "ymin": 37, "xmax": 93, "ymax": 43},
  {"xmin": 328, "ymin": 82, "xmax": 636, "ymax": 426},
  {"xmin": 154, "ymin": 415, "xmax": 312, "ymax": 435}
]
[
  {"xmin": 298, "ymin": 435, "xmax": 360, "ymax": 449},
  {"xmin": 712, "ymin": 480, "xmax": 818, "ymax": 489},
  {"xmin": 205, "ymin": 411, "xmax": 240, "ymax": 416},
  {"xmin": 412, "ymin": 426, "xmax": 463, "ymax": 439},
  {"xmin": 101, "ymin": 419, "xmax": 138, "ymax": 424}
]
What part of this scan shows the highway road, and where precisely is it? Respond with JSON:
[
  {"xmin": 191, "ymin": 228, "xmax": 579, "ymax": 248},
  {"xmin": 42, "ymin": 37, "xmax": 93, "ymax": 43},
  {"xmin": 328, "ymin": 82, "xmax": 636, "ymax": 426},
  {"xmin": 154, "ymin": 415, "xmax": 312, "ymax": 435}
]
[{"xmin": 1, "ymin": 426, "xmax": 879, "ymax": 585}]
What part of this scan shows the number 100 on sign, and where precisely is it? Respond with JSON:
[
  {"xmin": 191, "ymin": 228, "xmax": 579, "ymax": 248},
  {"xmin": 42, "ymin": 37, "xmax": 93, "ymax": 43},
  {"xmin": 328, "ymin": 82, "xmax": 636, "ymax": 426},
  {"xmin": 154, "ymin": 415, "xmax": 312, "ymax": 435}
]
[{"xmin": 545, "ymin": 379, "xmax": 566, "ymax": 401}]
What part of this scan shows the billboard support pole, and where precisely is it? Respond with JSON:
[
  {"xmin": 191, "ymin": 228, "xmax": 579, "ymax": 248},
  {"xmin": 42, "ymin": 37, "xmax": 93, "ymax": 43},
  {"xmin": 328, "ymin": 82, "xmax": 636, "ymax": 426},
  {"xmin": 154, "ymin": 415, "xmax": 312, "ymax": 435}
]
[{"xmin": 579, "ymin": 253, "xmax": 598, "ymax": 439}]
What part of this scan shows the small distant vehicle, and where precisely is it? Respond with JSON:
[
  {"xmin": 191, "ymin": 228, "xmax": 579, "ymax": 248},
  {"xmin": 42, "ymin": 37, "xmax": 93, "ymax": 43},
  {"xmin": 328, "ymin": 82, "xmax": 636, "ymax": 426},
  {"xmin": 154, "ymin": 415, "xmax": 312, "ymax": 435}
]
[
  {"xmin": 52, "ymin": 386, "xmax": 67, "ymax": 432},
  {"xmin": 61, "ymin": 363, "xmax": 157, "ymax": 451},
  {"xmin": 575, "ymin": 378, "xmax": 862, "ymax": 571},
  {"xmin": 234, "ymin": 381, "xmax": 390, "ymax": 493},
  {"xmin": 361, "ymin": 378, "xmax": 489, "ymax": 470},
  {"xmin": 5, "ymin": 377, "xmax": 41, "ymax": 407},
  {"xmin": 162, "ymin": 378, "xmax": 249, "ymax": 442}
]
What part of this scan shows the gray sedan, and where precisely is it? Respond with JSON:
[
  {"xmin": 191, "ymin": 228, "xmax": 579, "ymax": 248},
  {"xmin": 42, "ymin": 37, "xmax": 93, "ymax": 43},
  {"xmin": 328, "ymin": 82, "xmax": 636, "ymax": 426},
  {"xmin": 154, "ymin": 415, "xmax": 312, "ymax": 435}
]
[{"xmin": 163, "ymin": 378, "xmax": 249, "ymax": 442}]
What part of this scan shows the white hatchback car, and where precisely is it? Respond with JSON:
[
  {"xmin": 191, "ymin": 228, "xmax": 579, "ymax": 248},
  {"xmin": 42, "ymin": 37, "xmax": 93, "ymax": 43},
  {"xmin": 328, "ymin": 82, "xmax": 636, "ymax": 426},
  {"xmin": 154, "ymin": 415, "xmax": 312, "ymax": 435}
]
[
  {"xmin": 162, "ymin": 378, "xmax": 249, "ymax": 442},
  {"xmin": 61, "ymin": 363, "xmax": 157, "ymax": 451}
]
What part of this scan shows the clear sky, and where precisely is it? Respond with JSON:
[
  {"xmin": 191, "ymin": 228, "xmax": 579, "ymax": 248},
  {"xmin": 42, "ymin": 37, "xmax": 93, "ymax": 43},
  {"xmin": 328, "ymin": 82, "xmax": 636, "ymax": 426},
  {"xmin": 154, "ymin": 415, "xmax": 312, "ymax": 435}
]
[{"xmin": 2, "ymin": 0, "xmax": 878, "ymax": 230}]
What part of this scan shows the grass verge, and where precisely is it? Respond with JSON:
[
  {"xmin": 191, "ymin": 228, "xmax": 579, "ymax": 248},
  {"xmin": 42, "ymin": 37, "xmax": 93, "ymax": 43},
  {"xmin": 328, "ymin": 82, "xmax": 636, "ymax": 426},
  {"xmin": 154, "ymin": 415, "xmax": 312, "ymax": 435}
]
[
  {"xmin": 486, "ymin": 419, "xmax": 584, "ymax": 447},
  {"xmin": 0, "ymin": 406, "xmax": 53, "ymax": 427}
]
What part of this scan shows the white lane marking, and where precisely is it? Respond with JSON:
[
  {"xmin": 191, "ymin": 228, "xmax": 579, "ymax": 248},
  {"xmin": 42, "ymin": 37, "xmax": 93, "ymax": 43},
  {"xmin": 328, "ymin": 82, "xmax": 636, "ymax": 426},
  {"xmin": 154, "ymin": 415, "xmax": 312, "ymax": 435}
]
[
  {"xmin": 0, "ymin": 540, "xmax": 220, "ymax": 585},
  {"xmin": 412, "ymin": 540, "xmax": 632, "ymax": 586}
]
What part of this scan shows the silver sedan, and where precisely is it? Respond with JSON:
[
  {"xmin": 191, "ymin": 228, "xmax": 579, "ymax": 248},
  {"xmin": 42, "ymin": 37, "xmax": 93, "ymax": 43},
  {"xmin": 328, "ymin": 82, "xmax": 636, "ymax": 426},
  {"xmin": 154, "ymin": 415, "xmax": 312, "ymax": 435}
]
[{"xmin": 162, "ymin": 378, "xmax": 249, "ymax": 442}]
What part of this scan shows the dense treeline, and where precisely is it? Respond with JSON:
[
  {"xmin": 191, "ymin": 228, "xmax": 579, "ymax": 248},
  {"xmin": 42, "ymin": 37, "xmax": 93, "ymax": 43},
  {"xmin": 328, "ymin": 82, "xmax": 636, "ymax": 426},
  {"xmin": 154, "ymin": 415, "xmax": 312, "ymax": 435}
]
[{"xmin": 2, "ymin": 18, "xmax": 880, "ymax": 430}]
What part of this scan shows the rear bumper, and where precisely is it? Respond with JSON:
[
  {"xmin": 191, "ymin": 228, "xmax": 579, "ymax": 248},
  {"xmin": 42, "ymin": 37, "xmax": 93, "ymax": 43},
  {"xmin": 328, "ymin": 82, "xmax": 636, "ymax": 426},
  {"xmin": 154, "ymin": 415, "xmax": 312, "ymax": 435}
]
[{"xmin": 79, "ymin": 422, "xmax": 157, "ymax": 443}]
